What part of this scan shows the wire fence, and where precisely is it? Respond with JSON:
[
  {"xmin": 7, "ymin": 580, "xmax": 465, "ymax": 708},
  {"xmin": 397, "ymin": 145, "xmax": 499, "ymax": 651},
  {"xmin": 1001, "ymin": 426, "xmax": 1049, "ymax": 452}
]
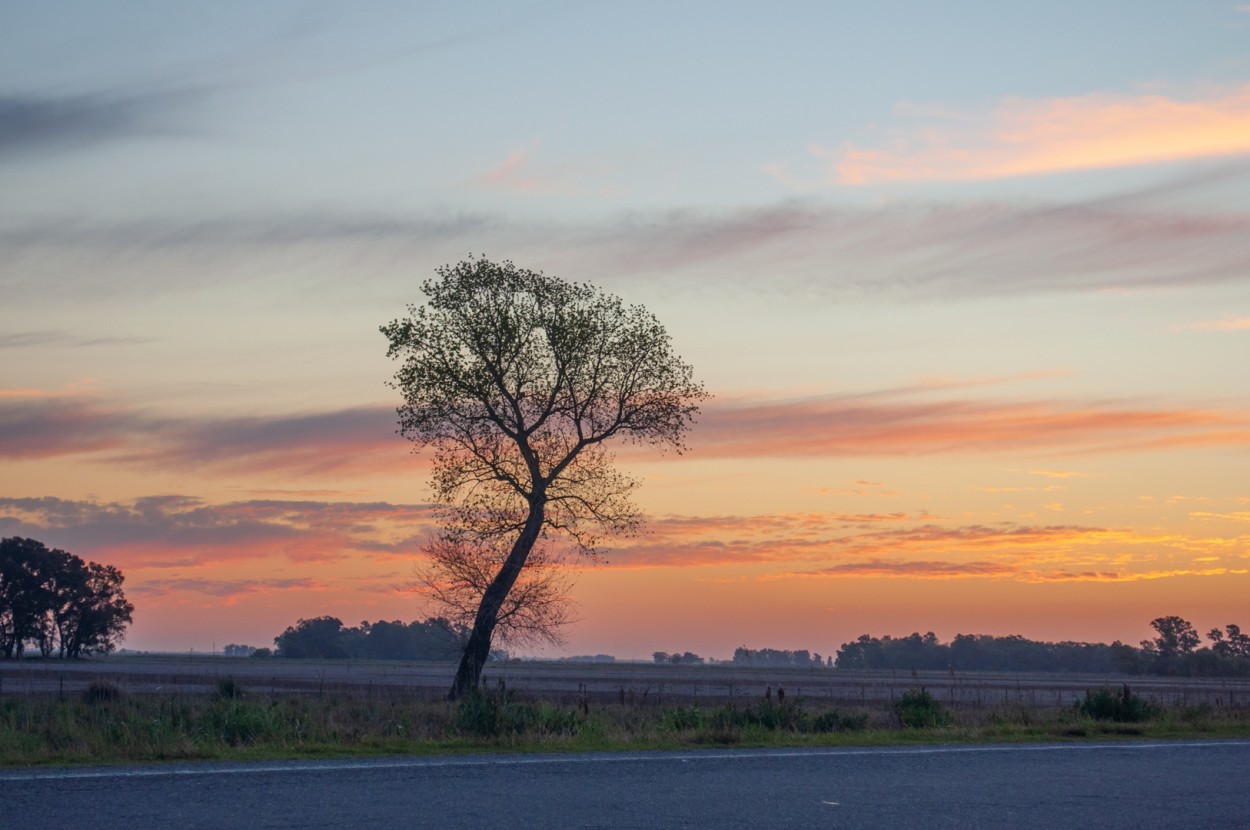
[{"xmin": 4, "ymin": 656, "xmax": 1249, "ymax": 711}]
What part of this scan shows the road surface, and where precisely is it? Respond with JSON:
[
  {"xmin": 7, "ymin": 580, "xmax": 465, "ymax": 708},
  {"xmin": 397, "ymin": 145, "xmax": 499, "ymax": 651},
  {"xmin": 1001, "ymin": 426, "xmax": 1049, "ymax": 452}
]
[{"xmin": 4, "ymin": 740, "xmax": 1247, "ymax": 828}]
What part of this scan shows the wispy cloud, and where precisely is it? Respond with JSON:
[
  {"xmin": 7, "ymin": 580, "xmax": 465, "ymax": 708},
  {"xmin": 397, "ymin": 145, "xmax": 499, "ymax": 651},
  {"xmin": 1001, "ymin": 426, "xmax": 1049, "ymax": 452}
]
[
  {"xmin": 1189, "ymin": 511, "xmax": 1250, "ymax": 522},
  {"xmin": 780, "ymin": 561, "xmax": 1247, "ymax": 583},
  {"xmin": 5, "ymin": 386, "xmax": 1248, "ymax": 473},
  {"xmin": 132, "ymin": 576, "xmax": 323, "ymax": 599},
  {"xmin": 0, "ymin": 88, "xmax": 205, "ymax": 160},
  {"xmin": 794, "ymin": 559, "xmax": 1016, "ymax": 578},
  {"xmin": 1028, "ymin": 469, "xmax": 1091, "ymax": 479},
  {"xmin": 471, "ymin": 146, "xmax": 620, "ymax": 196},
  {"xmin": 691, "ymin": 393, "xmax": 1250, "ymax": 459},
  {"xmin": 5, "ymin": 168, "xmax": 1249, "ymax": 301},
  {"xmin": 812, "ymin": 84, "xmax": 1250, "ymax": 185},
  {"xmin": 5, "ymin": 496, "xmax": 1243, "ymax": 592},
  {"xmin": 0, "ymin": 330, "xmax": 154, "ymax": 349},
  {"xmin": 0, "ymin": 394, "xmax": 410, "ymax": 475},
  {"xmin": 605, "ymin": 511, "xmax": 1250, "ymax": 585},
  {"xmin": 0, "ymin": 495, "xmax": 438, "ymax": 569},
  {"xmin": 1173, "ymin": 315, "xmax": 1250, "ymax": 332}
]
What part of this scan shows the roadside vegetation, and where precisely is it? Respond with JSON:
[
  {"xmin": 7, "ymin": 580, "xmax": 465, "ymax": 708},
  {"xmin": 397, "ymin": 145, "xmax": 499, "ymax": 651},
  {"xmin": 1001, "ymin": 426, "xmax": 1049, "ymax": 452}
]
[{"xmin": 3, "ymin": 679, "xmax": 1248, "ymax": 767}]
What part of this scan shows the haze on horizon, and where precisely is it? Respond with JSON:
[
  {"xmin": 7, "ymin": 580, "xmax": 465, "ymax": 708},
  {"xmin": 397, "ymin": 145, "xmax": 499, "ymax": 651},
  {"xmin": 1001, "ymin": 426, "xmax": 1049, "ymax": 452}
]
[{"xmin": 2, "ymin": 2, "xmax": 1249, "ymax": 659}]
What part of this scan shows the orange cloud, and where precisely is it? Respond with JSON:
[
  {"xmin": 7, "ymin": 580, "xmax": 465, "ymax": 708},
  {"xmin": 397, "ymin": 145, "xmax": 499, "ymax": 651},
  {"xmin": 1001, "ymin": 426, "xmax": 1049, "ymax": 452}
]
[
  {"xmin": 796, "ymin": 559, "xmax": 1017, "ymax": 578},
  {"xmin": 820, "ymin": 84, "xmax": 1250, "ymax": 184},
  {"xmin": 471, "ymin": 147, "xmax": 618, "ymax": 195},
  {"xmin": 7, "ymin": 389, "xmax": 1249, "ymax": 481},
  {"xmin": 1174, "ymin": 315, "xmax": 1250, "ymax": 332},
  {"xmin": 687, "ymin": 394, "xmax": 1250, "ymax": 459},
  {"xmin": 1190, "ymin": 511, "xmax": 1250, "ymax": 522}
]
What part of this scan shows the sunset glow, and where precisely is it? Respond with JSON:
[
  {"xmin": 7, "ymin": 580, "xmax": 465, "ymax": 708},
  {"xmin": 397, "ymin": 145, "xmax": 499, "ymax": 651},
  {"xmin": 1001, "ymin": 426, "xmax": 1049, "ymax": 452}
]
[{"xmin": 2, "ymin": 3, "xmax": 1248, "ymax": 659}]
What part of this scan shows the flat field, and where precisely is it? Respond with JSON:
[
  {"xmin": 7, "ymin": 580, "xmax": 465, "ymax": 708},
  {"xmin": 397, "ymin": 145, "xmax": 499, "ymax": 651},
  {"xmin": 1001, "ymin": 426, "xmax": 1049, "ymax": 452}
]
[
  {"xmin": 3, "ymin": 654, "xmax": 1247, "ymax": 711},
  {"xmin": 4, "ymin": 655, "xmax": 1250, "ymax": 767}
]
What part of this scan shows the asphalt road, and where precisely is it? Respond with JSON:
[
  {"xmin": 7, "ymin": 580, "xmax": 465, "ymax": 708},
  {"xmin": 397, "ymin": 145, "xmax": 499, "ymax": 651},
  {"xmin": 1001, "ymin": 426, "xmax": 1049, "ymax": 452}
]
[{"xmin": 4, "ymin": 741, "xmax": 1248, "ymax": 829}]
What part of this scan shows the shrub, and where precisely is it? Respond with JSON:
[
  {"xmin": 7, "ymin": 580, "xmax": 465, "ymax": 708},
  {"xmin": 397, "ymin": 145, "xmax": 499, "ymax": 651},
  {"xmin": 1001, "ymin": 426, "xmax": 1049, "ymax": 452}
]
[
  {"xmin": 810, "ymin": 710, "xmax": 867, "ymax": 733},
  {"xmin": 83, "ymin": 681, "xmax": 122, "ymax": 704},
  {"xmin": 1076, "ymin": 684, "xmax": 1156, "ymax": 723},
  {"xmin": 663, "ymin": 705, "xmax": 704, "ymax": 731},
  {"xmin": 892, "ymin": 687, "xmax": 950, "ymax": 728},
  {"xmin": 536, "ymin": 704, "xmax": 581, "ymax": 736},
  {"xmin": 453, "ymin": 690, "xmax": 540, "ymax": 737},
  {"xmin": 215, "ymin": 676, "xmax": 244, "ymax": 700},
  {"xmin": 202, "ymin": 700, "xmax": 280, "ymax": 746}
]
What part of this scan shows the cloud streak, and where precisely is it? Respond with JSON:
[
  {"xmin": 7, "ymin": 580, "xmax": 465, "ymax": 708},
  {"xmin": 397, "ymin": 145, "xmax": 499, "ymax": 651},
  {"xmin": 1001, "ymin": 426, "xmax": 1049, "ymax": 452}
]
[
  {"xmin": 0, "ymin": 88, "xmax": 204, "ymax": 160},
  {"xmin": 0, "ymin": 395, "xmax": 411, "ymax": 476},
  {"xmin": 692, "ymin": 394, "xmax": 1250, "ymax": 459},
  {"xmin": 606, "ymin": 511, "xmax": 1249, "ymax": 586},
  {"xmin": 0, "ymin": 495, "xmax": 438, "ymax": 569},
  {"xmin": 0, "ymin": 330, "xmax": 155, "ymax": 349},
  {"xmin": 5, "ymin": 387, "xmax": 1248, "ymax": 474},
  {"xmin": 1174, "ymin": 316, "xmax": 1250, "ymax": 332},
  {"xmin": 3, "ymin": 496, "xmax": 1243, "ymax": 599},
  {"xmin": 6, "ymin": 168, "xmax": 1248, "ymax": 302},
  {"xmin": 819, "ymin": 84, "xmax": 1250, "ymax": 185},
  {"xmin": 471, "ymin": 146, "xmax": 618, "ymax": 195}
]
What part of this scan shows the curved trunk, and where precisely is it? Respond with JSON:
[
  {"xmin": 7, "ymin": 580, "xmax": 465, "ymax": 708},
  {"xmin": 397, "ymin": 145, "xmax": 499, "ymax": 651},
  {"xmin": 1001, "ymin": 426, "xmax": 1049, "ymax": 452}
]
[{"xmin": 449, "ymin": 500, "xmax": 546, "ymax": 700}]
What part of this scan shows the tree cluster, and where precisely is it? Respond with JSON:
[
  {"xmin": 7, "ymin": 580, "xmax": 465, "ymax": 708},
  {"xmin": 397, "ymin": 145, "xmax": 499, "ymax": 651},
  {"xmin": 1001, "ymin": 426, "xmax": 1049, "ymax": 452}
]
[
  {"xmin": 834, "ymin": 632, "xmax": 1124, "ymax": 673},
  {"xmin": 652, "ymin": 650, "xmax": 705, "ymax": 665},
  {"xmin": 834, "ymin": 617, "xmax": 1250, "ymax": 677},
  {"xmin": 1128, "ymin": 615, "xmax": 1250, "ymax": 677},
  {"xmin": 0, "ymin": 537, "xmax": 134, "ymax": 659},
  {"xmin": 732, "ymin": 647, "xmax": 827, "ymax": 668},
  {"xmin": 272, "ymin": 616, "xmax": 466, "ymax": 661}
]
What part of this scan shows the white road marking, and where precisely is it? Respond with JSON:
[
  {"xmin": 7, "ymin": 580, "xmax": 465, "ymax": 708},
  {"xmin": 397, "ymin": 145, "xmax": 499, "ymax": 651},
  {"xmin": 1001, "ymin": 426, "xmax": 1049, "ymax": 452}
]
[{"xmin": 2, "ymin": 740, "xmax": 1247, "ymax": 782}]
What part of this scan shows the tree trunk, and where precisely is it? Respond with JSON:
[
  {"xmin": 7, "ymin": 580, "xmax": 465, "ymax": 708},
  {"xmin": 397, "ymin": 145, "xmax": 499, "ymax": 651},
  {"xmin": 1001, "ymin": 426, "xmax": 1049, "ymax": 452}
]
[{"xmin": 448, "ymin": 500, "xmax": 546, "ymax": 700}]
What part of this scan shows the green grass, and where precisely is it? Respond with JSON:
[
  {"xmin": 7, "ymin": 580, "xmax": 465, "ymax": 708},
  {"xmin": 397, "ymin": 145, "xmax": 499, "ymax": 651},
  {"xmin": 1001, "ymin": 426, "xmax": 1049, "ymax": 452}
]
[{"xmin": 2, "ymin": 684, "xmax": 1248, "ymax": 767}]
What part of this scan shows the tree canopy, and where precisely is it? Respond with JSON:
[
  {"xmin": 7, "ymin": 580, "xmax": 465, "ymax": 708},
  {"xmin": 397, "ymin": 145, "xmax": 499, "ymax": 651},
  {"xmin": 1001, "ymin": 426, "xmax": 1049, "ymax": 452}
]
[{"xmin": 382, "ymin": 257, "xmax": 706, "ymax": 697}]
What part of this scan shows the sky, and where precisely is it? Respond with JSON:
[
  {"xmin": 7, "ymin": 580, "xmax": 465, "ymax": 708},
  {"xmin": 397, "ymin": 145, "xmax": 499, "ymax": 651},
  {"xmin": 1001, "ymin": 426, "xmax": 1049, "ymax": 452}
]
[{"xmin": 2, "ymin": 1, "xmax": 1249, "ymax": 659}]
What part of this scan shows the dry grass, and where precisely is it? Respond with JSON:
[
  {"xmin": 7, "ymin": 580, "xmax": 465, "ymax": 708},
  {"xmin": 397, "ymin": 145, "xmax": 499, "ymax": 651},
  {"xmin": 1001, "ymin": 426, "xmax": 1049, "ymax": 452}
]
[{"xmin": 2, "ymin": 677, "xmax": 1249, "ymax": 768}]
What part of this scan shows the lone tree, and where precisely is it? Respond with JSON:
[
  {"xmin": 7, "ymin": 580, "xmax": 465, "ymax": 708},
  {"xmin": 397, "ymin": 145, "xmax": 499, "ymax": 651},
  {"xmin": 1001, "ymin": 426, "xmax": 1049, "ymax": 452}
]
[{"xmin": 382, "ymin": 257, "xmax": 706, "ymax": 699}]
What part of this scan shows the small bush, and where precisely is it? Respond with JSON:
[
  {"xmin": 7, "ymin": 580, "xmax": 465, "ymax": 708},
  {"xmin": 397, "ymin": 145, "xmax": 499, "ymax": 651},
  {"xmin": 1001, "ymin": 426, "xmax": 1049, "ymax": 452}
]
[
  {"xmin": 215, "ymin": 676, "xmax": 244, "ymax": 700},
  {"xmin": 202, "ymin": 701, "xmax": 279, "ymax": 746},
  {"xmin": 663, "ymin": 705, "xmax": 704, "ymax": 731},
  {"xmin": 690, "ymin": 727, "xmax": 741, "ymax": 745},
  {"xmin": 83, "ymin": 681, "xmax": 122, "ymax": 704},
  {"xmin": 536, "ymin": 704, "xmax": 581, "ymax": 736},
  {"xmin": 454, "ymin": 691, "xmax": 500, "ymax": 736},
  {"xmin": 709, "ymin": 701, "xmax": 803, "ymax": 732},
  {"xmin": 453, "ymin": 691, "xmax": 540, "ymax": 737},
  {"xmin": 1076, "ymin": 684, "xmax": 1156, "ymax": 723},
  {"xmin": 810, "ymin": 710, "xmax": 867, "ymax": 733},
  {"xmin": 892, "ymin": 688, "xmax": 950, "ymax": 728}
]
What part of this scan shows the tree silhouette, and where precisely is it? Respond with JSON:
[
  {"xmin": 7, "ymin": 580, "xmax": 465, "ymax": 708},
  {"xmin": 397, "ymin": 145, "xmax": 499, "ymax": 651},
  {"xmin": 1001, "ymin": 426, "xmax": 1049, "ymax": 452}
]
[
  {"xmin": 382, "ymin": 257, "xmax": 706, "ymax": 698},
  {"xmin": 0, "ymin": 537, "xmax": 133, "ymax": 658}
]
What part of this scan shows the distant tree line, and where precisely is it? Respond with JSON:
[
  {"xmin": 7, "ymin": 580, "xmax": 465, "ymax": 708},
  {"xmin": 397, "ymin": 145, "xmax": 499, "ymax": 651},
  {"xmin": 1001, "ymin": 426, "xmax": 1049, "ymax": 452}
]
[
  {"xmin": 266, "ymin": 616, "xmax": 467, "ymax": 661},
  {"xmin": 0, "ymin": 537, "xmax": 134, "ymax": 659},
  {"xmin": 653, "ymin": 650, "xmax": 705, "ymax": 665},
  {"xmin": 835, "ymin": 616, "xmax": 1250, "ymax": 677},
  {"xmin": 732, "ymin": 647, "xmax": 828, "ymax": 668}
]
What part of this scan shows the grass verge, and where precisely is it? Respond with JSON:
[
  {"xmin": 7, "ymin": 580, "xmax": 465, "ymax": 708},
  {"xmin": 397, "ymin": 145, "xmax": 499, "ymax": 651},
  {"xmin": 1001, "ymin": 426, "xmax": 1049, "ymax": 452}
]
[{"xmin": 2, "ymin": 682, "xmax": 1248, "ymax": 767}]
